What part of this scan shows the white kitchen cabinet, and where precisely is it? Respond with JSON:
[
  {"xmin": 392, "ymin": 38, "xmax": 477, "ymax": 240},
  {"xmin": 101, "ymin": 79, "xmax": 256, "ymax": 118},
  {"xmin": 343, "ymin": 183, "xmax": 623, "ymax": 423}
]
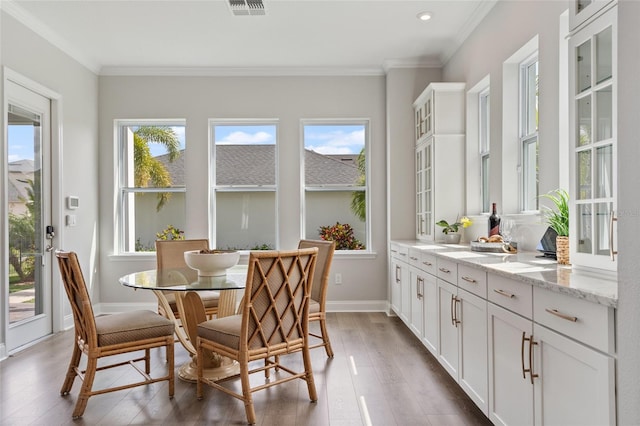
[
  {"xmin": 569, "ymin": 4, "xmax": 618, "ymax": 272},
  {"xmin": 389, "ymin": 244, "xmax": 409, "ymax": 319},
  {"xmin": 414, "ymin": 83, "xmax": 465, "ymax": 241},
  {"xmin": 488, "ymin": 303, "xmax": 534, "ymax": 426},
  {"xmin": 409, "ymin": 265, "xmax": 424, "ymax": 338},
  {"xmin": 533, "ymin": 323, "xmax": 616, "ymax": 426},
  {"xmin": 569, "ymin": 0, "xmax": 615, "ymax": 31},
  {"xmin": 488, "ymin": 273, "xmax": 616, "ymax": 426},
  {"xmin": 437, "ymin": 261, "xmax": 488, "ymax": 414},
  {"xmin": 421, "ymin": 268, "xmax": 438, "ymax": 355}
]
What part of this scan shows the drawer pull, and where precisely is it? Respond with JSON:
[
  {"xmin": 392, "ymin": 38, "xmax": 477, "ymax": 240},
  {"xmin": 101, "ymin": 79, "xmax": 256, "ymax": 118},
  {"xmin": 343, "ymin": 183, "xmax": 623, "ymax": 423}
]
[
  {"xmin": 493, "ymin": 289, "xmax": 515, "ymax": 299},
  {"xmin": 545, "ymin": 308, "xmax": 578, "ymax": 322},
  {"xmin": 439, "ymin": 267, "xmax": 451, "ymax": 274},
  {"xmin": 391, "ymin": 249, "xmax": 398, "ymax": 253},
  {"xmin": 422, "ymin": 261, "xmax": 433, "ymax": 266},
  {"xmin": 410, "ymin": 256, "xmax": 418, "ymax": 261},
  {"xmin": 461, "ymin": 276, "xmax": 477, "ymax": 284},
  {"xmin": 400, "ymin": 252, "xmax": 407, "ymax": 257}
]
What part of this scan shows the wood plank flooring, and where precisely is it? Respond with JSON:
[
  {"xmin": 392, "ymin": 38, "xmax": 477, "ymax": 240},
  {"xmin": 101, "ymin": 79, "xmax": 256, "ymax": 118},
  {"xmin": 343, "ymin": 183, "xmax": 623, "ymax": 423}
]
[{"xmin": 0, "ymin": 312, "xmax": 492, "ymax": 425}]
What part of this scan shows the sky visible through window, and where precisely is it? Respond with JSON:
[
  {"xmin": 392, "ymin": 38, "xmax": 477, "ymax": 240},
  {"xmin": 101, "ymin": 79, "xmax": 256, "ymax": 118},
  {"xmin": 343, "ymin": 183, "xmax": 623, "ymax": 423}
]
[{"xmin": 9, "ymin": 124, "xmax": 365, "ymax": 161}]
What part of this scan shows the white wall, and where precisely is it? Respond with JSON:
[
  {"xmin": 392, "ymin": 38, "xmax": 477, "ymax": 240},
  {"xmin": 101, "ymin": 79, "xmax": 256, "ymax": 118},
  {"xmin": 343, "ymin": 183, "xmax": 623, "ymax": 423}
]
[
  {"xmin": 1, "ymin": 12, "xmax": 99, "ymax": 334},
  {"xmin": 98, "ymin": 75, "xmax": 388, "ymax": 308}
]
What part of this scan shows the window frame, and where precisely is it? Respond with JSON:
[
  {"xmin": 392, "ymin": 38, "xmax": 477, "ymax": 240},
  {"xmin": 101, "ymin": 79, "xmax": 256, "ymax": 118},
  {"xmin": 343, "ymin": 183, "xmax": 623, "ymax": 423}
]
[
  {"xmin": 519, "ymin": 54, "xmax": 539, "ymax": 212},
  {"xmin": 115, "ymin": 119, "xmax": 187, "ymax": 254},
  {"xmin": 300, "ymin": 118, "xmax": 371, "ymax": 252},
  {"xmin": 479, "ymin": 87, "xmax": 491, "ymax": 213},
  {"xmin": 209, "ymin": 119, "xmax": 279, "ymax": 251}
]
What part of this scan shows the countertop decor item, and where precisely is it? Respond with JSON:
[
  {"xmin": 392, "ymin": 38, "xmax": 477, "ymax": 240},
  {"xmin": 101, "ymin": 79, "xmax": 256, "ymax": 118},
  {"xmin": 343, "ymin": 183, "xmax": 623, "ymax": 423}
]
[
  {"xmin": 184, "ymin": 249, "xmax": 240, "ymax": 276},
  {"xmin": 436, "ymin": 216, "xmax": 472, "ymax": 243},
  {"xmin": 540, "ymin": 189, "xmax": 569, "ymax": 265}
]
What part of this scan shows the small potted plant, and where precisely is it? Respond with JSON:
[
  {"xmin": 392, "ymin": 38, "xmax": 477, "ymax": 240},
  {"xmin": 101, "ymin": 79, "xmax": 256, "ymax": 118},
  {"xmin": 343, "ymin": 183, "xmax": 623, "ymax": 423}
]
[
  {"xmin": 436, "ymin": 216, "xmax": 473, "ymax": 244},
  {"xmin": 540, "ymin": 189, "xmax": 569, "ymax": 265}
]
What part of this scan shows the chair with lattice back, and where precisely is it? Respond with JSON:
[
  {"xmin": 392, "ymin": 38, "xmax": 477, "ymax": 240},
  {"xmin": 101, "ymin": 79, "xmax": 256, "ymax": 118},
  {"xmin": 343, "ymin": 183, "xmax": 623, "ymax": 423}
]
[
  {"xmin": 155, "ymin": 239, "xmax": 220, "ymax": 320},
  {"xmin": 298, "ymin": 239, "xmax": 336, "ymax": 357},
  {"xmin": 194, "ymin": 248, "xmax": 319, "ymax": 425},
  {"xmin": 55, "ymin": 250, "xmax": 175, "ymax": 419}
]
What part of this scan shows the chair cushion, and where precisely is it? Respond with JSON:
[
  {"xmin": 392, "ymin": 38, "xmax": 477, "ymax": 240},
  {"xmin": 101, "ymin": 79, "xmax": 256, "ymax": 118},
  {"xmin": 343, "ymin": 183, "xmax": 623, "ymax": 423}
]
[
  {"xmin": 197, "ymin": 315, "xmax": 242, "ymax": 350},
  {"xmin": 95, "ymin": 310, "xmax": 174, "ymax": 347},
  {"xmin": 309, "ymin": 298, "xmax": 320, "ymax": 314}
]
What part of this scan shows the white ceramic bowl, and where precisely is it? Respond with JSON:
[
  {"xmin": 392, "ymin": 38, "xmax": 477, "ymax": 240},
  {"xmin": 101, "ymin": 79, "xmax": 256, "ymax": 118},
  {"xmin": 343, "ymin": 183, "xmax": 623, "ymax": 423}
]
[{"xmin": 183, "ymin": 250, "xmax": 240, "ymax": 276}]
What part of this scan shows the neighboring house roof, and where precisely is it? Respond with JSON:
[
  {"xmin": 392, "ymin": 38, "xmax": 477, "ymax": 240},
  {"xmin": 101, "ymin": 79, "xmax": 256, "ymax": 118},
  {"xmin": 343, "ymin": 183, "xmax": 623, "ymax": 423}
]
[
  {"xmin": 8, "ymin": 159, "xmax": 35, "ymax": 204},
  {"xmin": 155, "ymin": 146, "xmax": 360, "ymax": 187}
]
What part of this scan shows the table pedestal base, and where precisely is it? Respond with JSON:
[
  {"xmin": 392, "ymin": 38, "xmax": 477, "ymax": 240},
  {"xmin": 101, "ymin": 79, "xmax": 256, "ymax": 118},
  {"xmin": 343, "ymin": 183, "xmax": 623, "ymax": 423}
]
[{"xmin": 178, "ymin": 358, "xmax": 240, "ymax": 383}]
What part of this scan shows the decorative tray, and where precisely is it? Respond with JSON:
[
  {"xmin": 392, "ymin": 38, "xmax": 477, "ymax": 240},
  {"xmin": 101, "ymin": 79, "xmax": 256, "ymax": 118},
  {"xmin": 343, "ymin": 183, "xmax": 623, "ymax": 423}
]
[{"xmin": 470, "ymin": 241, "xmax": 517, "ymax": 254}]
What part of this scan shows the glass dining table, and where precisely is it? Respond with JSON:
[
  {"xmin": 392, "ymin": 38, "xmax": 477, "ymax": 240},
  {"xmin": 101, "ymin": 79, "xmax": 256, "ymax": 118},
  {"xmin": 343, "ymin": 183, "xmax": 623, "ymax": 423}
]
[{"xmin": 119, "ymin": 264, "xmax": 247, "ymax": 382}]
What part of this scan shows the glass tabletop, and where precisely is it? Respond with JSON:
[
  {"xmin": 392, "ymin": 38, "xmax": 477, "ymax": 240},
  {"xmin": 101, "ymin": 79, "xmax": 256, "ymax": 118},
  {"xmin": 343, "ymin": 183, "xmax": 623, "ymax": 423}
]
[{"xmin": 119, "ymin": 264, "xmax": 247, "ymax": 291}]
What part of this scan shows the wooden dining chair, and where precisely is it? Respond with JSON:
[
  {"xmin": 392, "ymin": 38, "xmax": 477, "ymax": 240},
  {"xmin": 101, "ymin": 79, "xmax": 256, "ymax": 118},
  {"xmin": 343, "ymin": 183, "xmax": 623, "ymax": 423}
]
[
  {"xmin": 55, "ymin": 250, "xmax": 175, "ymax": 419},
  {"xmin": 298, "ymin": 239, "xmax": 336, "ymax": 357},
  {"xmin": 155, "ymin": 239, "xmax": 220, "ymax": 320},
  {"xmin": 194, "ymin": 248, "xmax": 319, "ymax": 425}
]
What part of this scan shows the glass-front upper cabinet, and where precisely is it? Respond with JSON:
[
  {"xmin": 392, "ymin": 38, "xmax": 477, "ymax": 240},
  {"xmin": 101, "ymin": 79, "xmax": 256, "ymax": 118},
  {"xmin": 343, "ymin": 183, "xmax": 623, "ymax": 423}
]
[
  {"xmin": 569, "ymin": 0, "xmax": 615, "ymax": 31},
  {"xmin": 569, "ymin": 6, "xmax": 617, "ymax": 272}
]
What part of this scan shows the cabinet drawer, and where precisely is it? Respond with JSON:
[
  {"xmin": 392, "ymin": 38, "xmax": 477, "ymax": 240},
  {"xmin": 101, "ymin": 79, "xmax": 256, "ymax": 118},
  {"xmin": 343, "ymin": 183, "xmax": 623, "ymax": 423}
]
[
  {"xmin": 457, "ymin": 264, "xmax": 487, "ymax": 298},
  {"xmin": 533, "ymin": 286, "xmax": 614, "ymax": 354},
  {"xmin": 408, "ymin": 248, "xmax": 421, "ymax": 267},
  {"xmin": 420, "ymin": 253, "xmax": 437, "ymax": 276},
  {"xmin": 390, "ymin": 244, "xmax": 409, "ymax": 262},
  {"xmin": 437, "ymin": 258, "xmax": 457, "ymax": 283},
  {"xmin": 488, "ymin": 274, "xmax": 533, "ymax": 319}
]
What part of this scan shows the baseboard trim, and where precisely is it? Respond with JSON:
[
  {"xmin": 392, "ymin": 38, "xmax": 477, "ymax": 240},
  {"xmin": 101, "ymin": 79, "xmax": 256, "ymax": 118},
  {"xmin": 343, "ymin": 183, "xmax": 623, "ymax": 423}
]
[{"xmin": 96, "ymin": 300, "xmax": 388, "ymax": 315}]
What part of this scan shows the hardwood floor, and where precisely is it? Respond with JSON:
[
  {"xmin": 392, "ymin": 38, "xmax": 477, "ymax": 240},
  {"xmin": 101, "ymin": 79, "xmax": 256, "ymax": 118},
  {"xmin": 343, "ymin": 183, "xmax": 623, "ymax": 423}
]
[{"xmin": 0, "ymin": 312, "xmax": 491, "ymax": 425}]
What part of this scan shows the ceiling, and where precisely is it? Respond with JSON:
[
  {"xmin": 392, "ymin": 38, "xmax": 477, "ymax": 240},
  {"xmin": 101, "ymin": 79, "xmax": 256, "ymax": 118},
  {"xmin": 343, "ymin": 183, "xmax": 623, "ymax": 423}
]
[{"xmin": 3, "ymin": 0, "xmax": 497, "ymax": 75}]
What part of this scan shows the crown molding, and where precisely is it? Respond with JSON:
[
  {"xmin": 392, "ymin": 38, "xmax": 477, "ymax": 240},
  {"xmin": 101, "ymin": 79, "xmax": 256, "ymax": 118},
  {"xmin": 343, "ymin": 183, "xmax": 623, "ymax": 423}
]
[
  {"xmin": 441, "ymin": 0, "xmax": 499, "ymax": 64},
  {"xmin": 2, "ymin": 0, "xmax": 101, "ymax": 74},
  {"xmin": 98, "ymin": 65, "xmax": 386, "ymax": 77},
  {"xmin": 382, "ymin": 58, "xmax": 442, "ymax": 73}
]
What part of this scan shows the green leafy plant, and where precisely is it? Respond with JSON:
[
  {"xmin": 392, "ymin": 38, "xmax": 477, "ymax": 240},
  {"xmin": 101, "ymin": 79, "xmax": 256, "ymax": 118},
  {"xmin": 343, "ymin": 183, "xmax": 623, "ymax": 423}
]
[
  {"xmin": 155, "ymin": 225, "xmax": 185, "ymax": 241},
  {"xmin": 319, "ymin": 222, "xmax": 365, "ymax": 250},
  {"xmin": 540, "ymin": 189, "xmax": 569, "ymax": 237},
  {"xmin": 436, "ymin": 216, "xmax": 473, "ymax": 235}
]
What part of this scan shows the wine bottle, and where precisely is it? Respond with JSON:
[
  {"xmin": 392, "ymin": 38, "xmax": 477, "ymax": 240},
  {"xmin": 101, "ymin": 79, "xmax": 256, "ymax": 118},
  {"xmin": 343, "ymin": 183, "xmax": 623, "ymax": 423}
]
[{"xmin": 489, "ymin": 203, "xmax": 501, "ymax": 236}]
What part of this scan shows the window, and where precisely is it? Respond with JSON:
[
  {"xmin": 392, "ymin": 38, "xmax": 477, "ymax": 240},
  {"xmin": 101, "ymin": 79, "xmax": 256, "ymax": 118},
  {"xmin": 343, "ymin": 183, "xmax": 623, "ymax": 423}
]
[
  {"xmin": 479, "ymin": 88, "xmax": 491, "ymax": 213},
  {"xmin": 117, "ymin": 121, "xmax": 186, "ymax": 253},
  {"xmin": 302, "ymin": 120, "xmax": 368, "ymax": 250},
  {"xmin": 211, "ymin": 121, "xmax": 277, "ymax": 250},
  {"xmin": 520, "ymin": 55, "xmax": 539, "ymax": 211}
]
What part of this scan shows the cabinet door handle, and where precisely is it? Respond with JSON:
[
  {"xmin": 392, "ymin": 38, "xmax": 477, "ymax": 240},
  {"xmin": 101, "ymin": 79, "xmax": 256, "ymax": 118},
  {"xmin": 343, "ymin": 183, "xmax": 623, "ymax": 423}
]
[
  {"xmin": 461, "ymin": 276, "xmax": 477, "ymax": 284},
  {"xmin": 521, "ymin": 333, "xmax": 538, "ymax": 384},
  {"xmin": 545, "ymin": 308, "xmax": 578, "ymax": 322},
  {"xmin": 451, "ymin": 295, "xmax": 460, "ymax": 327},
  {"xmin": 609, "ymin": 210, "xmax": 618, "ymax": 261},
  {"xmin": 417, "ymin": 277, "xmax": 424, "ymax": 299},
  {"xmin": 439, "ymin": 267, "xmax": 451, "ymax": 274},
  {"xmin": 395, "ymin": 265, "xmax": 400, "ymax": 283},
  {"xmin": 493, "ymin": 289, "xmax": 515, "ymax": 299}
]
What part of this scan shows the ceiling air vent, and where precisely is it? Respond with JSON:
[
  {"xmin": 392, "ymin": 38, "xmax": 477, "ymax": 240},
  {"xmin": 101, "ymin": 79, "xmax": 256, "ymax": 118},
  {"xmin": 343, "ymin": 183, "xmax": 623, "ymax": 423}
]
[{"xmin": 228, "ymin": 0, "xmax": 266, "ymax": 16}]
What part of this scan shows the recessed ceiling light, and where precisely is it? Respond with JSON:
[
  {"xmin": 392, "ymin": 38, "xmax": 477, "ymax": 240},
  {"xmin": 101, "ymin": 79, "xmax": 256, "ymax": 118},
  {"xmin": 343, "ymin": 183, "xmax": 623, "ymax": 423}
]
[{"xmin": 417, "ymin": 11, "xmax": 433, "ymax": 21}]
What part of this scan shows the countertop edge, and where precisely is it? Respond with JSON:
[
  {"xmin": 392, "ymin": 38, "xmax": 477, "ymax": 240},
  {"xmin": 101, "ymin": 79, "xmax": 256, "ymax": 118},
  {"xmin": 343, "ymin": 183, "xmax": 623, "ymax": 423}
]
[{"xmin": 390, "ymin": 240, "xmax": 618, "ymax": 309}]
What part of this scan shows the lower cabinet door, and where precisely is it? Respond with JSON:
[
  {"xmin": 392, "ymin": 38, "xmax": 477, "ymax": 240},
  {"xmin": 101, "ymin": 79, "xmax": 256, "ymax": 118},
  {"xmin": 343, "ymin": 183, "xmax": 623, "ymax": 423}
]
[
  {"xmin": 458, "ymin": 288, "xmax": 488, "ymax": 414},
  {"xmin": 422, "ymin": 272, "xmax": 438, "ymax": 355},
  {"xmin": 488, "ymin": 303, "xmax": 534, "ymax": 426},
  {"xmin": 533, "ymin": 324, "xmax": 616, "ymax": 426},
  {"xmin": 437, "ymin": 279, "xmax": 459, "ymax": 379}
]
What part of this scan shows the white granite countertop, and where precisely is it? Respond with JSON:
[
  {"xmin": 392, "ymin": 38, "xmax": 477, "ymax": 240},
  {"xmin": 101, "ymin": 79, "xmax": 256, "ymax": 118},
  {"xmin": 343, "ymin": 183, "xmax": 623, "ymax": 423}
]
[{"xmin": 391, "ymin": 240, "xmax": 618, "ymax": 308}]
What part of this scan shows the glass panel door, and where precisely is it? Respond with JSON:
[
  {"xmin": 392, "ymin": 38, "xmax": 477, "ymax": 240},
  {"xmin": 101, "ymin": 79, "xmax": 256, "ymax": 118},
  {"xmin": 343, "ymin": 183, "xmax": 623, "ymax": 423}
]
[{"xmin": 6, "ymin": 80, "xmax": 53, "ymax": 352}]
